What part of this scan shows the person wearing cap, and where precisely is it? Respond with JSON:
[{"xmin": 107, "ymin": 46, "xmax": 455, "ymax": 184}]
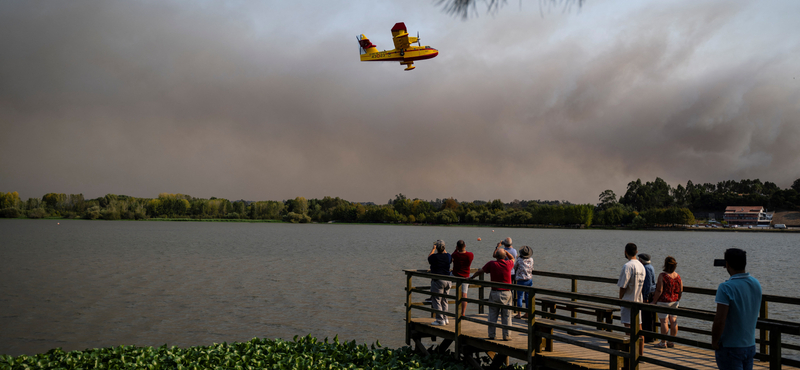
[
  {"xmin": 501, "ymin": 237, "xmax": 518, "ymax": 304},
  {"xmin": 428, "ymin": 240, "xmax": 452, "ymax": 326},
  {"xmin": 468, "ymin": 243, "xmax": 515, "ymax": 341},
  {"xmin": 712, "ymin": 248, "xmax": 762, "ymax": 370},
  {"xmin": 451, "ymin": 240, "xmax": 474, "ymax": 317},
  {"xmin": 639, "ymin": 253, "xmax": 657, "ymax": 343},
  {"xmin": 513, "ymin": 246, "xmax": 534, "ymax": 319}
]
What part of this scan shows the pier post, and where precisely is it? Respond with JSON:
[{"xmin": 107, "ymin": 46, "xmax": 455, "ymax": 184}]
[
  {"xmin": 406, "ymin": 273, "xmax": 412, "ymax": 346},
  {"xmin": 526, "ymin": 289, "xmax": 536, "ymax": 370},
  {"xmin": 760, "ymin": 300, "xmax": 769, "ymax": 357},
  {"xmin": 571, "ymin": 278, "xmax": 578, "ymax": 320},
  {"xmin": 478, "ymin": 274, "xmax": 485, "ymax": 314},
  {"xmin": 627, "ymin": 305, "xmax": 641, "ymax": 370},
  {"xmin": 455, "ymin": 279, "xmax": 462, "ymax": 362},
  {"xmin": 768, "ymin": 328, "xmax": 781, "ymax": 370}
]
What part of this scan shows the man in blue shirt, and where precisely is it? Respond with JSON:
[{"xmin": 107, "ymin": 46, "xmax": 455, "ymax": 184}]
[
  {"xmin": 712, "ymin": 248, "xmax": 762, "ymax": 370},
  {"xmin": 638, "ymin": 253, "xmax": 657, "ymax": 343}
]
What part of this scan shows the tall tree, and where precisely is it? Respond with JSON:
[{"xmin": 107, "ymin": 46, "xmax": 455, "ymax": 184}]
[{"xmin": 597, "ymin": 190, "xmax": 617, "ymax": 210}]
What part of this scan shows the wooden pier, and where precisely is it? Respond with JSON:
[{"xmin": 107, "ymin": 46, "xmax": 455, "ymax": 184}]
[{"xmin": 404, "ymin": 269, "xmax": 800, "ymax": 370}]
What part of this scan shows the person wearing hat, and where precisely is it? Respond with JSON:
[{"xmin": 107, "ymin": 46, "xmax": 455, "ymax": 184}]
[
  {"xmin": 513, "ymin": 246, "xmax": 534, "ymax": 319},
  {"xmin": 639, "ymin": 253, "xmax": 657, "ymax": 343},
  {"xmin": 428, "ymin": 239, "xmax": 452, "ymax": 326},
  {"xmin": 501, "ymin": 237, "xmax": 518, "ymax": 304}
]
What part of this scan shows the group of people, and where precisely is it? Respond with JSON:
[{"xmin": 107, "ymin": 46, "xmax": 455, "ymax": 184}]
[
  {"xmin": 429, "ymin": 239, "xmax": 763, "ymax": 370},
  {"xmin": 617, "ymin": 243, "xmax": 762, "ymax": 370},
  {"xmin": 427, "ymin": 237, "xmax": 534, "ymax": 341}
]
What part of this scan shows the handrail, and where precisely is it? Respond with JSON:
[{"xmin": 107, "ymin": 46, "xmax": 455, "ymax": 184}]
[
  {"xmin": 530, "ymin": 269, "xmax": 800, "ymax": 357},
  {"xmin": 404, "ymin": 269, "xmax": 800, "ymax": 370}
]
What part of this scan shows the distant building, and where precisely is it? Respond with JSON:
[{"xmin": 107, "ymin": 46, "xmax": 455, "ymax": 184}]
[{"xmin": 723, "ymin": 206, "xmax": 772, "ymax": 226}]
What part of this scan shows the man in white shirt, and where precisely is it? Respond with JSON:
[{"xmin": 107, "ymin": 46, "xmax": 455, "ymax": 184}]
[{"xmin": 618, "ymin": 242, "xmax": 646, "ymax": 355}]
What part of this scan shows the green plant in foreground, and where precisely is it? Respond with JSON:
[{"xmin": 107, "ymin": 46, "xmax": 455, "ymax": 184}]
[{"xmin": 1, "ymin": 335, "xmax": 523, "ymax": 370}]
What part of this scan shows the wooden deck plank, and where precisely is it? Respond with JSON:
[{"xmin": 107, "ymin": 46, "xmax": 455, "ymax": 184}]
[{"xmin": 409, "ymin": 314, "xmax": 797, "ymax": 370}]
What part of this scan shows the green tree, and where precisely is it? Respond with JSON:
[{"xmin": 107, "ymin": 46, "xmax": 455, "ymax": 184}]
[{"xmin": 597, "ymin": 190, "xmax": 617, "ymax": 210}]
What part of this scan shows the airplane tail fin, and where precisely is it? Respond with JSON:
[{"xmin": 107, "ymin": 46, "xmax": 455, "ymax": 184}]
[{"xmin": 358, "ymin": 34, "xmax": 378, "ymax": 55}]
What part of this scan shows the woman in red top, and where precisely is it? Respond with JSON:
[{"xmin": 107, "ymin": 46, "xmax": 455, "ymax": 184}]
[
  {"xmin": 651, "ymin": 256, "xmax": 682, "ymax": 348},
  {"xmin": 451, "ymin": 240, "xmax": 474, "ymax": 317}
]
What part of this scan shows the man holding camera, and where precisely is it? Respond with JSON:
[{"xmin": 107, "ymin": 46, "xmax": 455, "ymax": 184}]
[
  {"xmin": 469, "ymin": 243, "xmax": 515, "ymax": 340},
  {"xmin": 712, "ymin": 248, "xmax": 762, "ymax": 370},
  {"xmin": 428, "ymin": 240, "xmax": 452, "ymax": 326}
]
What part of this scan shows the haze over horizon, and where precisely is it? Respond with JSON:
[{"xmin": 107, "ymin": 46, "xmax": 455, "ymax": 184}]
[{"xmin": 2, "ymin": 0, "xmax": 798, "ymax": 204}]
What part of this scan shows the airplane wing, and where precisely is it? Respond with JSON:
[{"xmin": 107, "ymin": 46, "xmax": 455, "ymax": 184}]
[{"xmin": 391, "ymin": 22, "xmax": 411, "ymax": 50}]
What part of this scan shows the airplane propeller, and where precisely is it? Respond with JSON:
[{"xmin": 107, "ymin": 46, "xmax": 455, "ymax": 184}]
[{"xmin": 416, "ymin": 32, "xmax": 421, "ymax": 47}]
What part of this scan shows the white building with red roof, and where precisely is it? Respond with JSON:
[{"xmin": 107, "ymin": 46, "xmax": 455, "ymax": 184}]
[{"xmin": 723, "ymin": 206, "xmax": 772, "ymax": 226}]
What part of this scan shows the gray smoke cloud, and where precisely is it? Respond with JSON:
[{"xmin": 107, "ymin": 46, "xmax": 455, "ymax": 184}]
[{"xmin": 1, "ymin": 0, "xmax": 798, "ymax": 204}]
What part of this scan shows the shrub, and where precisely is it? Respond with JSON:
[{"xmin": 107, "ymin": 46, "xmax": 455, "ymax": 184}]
[
  {"xmin": 284, "ymin": 212, "xmax": 311, "ymax": 223},
  {"xmin": 102, "ymin": 210, "xmax": 121, "ymax": 220},
  {"xmin": 27, "ymin": 208, "xmax": 48, "ymax": 219},
  {"xmin": 0, "ymin": 207, "xmax": 21, "ymax": 218},
  {"xmin": 0, "ymin": 335, "xmax": 503, "ymax": 370},
  {"xmin": 84, "ymin": 206, "xmax": 101, "ymax": 220}
]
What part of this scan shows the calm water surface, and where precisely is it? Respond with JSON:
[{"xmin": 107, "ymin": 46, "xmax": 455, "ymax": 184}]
[{"xmin": 1, "ymin": 219, "xmax": 798, "ymax": 356}]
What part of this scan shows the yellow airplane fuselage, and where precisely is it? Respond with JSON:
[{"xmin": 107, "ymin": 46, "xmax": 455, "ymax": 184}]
[
  {"xmin": 358, "ymin": 23, "xmax": 438, "ymax": 71},
  {"xmin": 360, "ymin": 46, "xmax": 439, "ymax": 63}
]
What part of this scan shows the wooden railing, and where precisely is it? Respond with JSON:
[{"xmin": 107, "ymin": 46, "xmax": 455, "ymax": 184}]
[
  {"xmin": 405, "ymin": 269, "xmax": 800, "ymax": 370},
  {"xmin": 530, "ymin": 270, "xmax": 800, "ymax": 360}
]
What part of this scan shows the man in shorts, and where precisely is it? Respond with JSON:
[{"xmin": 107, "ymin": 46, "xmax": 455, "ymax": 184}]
[
  {"xmin": 451, "ymin": 240, "xmax": 474, "ymax": 317},
  {"xmin": 618, "ymin": 242, "xmax": 645, "ymax": 355},
  {"xmin": 712, "ymin": 248, "xmax": 762, "ymax": 370}
]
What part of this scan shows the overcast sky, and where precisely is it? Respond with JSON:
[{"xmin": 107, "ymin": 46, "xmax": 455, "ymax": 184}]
[{"xmin": 1, "ymin": 0, "xmax": 798, "ymax": 204}]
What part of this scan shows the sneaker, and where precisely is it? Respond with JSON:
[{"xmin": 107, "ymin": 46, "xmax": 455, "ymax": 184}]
[
  {"xmin": 667, "ymin": 342, "xmax": 674, "ymax": 348},
  {"xmin": 430, "ymin": 320, "xmax": 444, "ymax": 326},
  {"xmin": 444, "ymin": 318, "xmax": 449, "ymax": 325},
  {"xmin": 502, "ymin": 336, "xmax": 511, "ymax": 341}
]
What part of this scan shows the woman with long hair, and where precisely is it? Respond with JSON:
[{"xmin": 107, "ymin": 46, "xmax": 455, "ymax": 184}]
[{"xmin": 651, "ymin": 256, "xmax": 683, "ymax": 348}]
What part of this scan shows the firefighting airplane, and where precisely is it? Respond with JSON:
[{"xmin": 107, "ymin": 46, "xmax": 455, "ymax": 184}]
[{"xmin": 358, "ymin": 22, "xmax": 438, "ymax": 71}]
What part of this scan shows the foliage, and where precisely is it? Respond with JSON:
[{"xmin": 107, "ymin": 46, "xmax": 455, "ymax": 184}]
[
  {"xmin": 0, "ymin": 335, "xmax": 505, "ymax": 370},
  {"xmin": 1, "ymin": 176, "xmax": 796, "ymax": 226},
  {"xmin": 631, "ymin": 215, "xmax": 647, "ymax": 229}
]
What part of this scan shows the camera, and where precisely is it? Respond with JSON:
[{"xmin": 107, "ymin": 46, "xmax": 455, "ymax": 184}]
[{"xmin": 713, "ymin": 259, "xmax": 726, "ymax": 267}]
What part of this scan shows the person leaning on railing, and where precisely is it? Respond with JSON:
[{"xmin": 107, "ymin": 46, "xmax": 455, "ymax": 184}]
[
  {"xmin": 468, "ymin": 244, "xmax": 515, "ymax": 341},
  {"xmin": 711, "ymin": 248, "xmax": 762, "ymax": 370},
  {"xmin": 428, "ymin": 239, "xmax": 452, "ymax": 326}
]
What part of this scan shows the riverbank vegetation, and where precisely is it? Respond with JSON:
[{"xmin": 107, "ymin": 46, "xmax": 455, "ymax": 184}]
[
  {"xmin": 0, "ymin": 335, "xmax": 508, "ymax": 370},
  {"xmin": 1, "ymin": 178, "xmax": 798, "ymax": 227}
]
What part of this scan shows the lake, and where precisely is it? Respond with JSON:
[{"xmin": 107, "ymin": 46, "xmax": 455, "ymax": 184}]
[{"xmin": 1, "ymin": 219, "xmax": 798, "ymax": 356}]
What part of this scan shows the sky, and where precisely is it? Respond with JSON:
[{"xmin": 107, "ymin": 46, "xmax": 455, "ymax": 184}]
[{"xmin": 1, "ymin": 0, "xmax": 798, "ymax": 205}]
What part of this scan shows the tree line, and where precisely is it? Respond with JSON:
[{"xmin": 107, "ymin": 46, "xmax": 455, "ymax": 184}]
[{"xmin": 1, "ymin": 177, "xmax": 798, "ymax": 226}]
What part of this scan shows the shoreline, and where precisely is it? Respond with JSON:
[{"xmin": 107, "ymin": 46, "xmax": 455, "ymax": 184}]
[{"xmin": 1, "ymin": 217, "xmax": 798, "ymax": 232}]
